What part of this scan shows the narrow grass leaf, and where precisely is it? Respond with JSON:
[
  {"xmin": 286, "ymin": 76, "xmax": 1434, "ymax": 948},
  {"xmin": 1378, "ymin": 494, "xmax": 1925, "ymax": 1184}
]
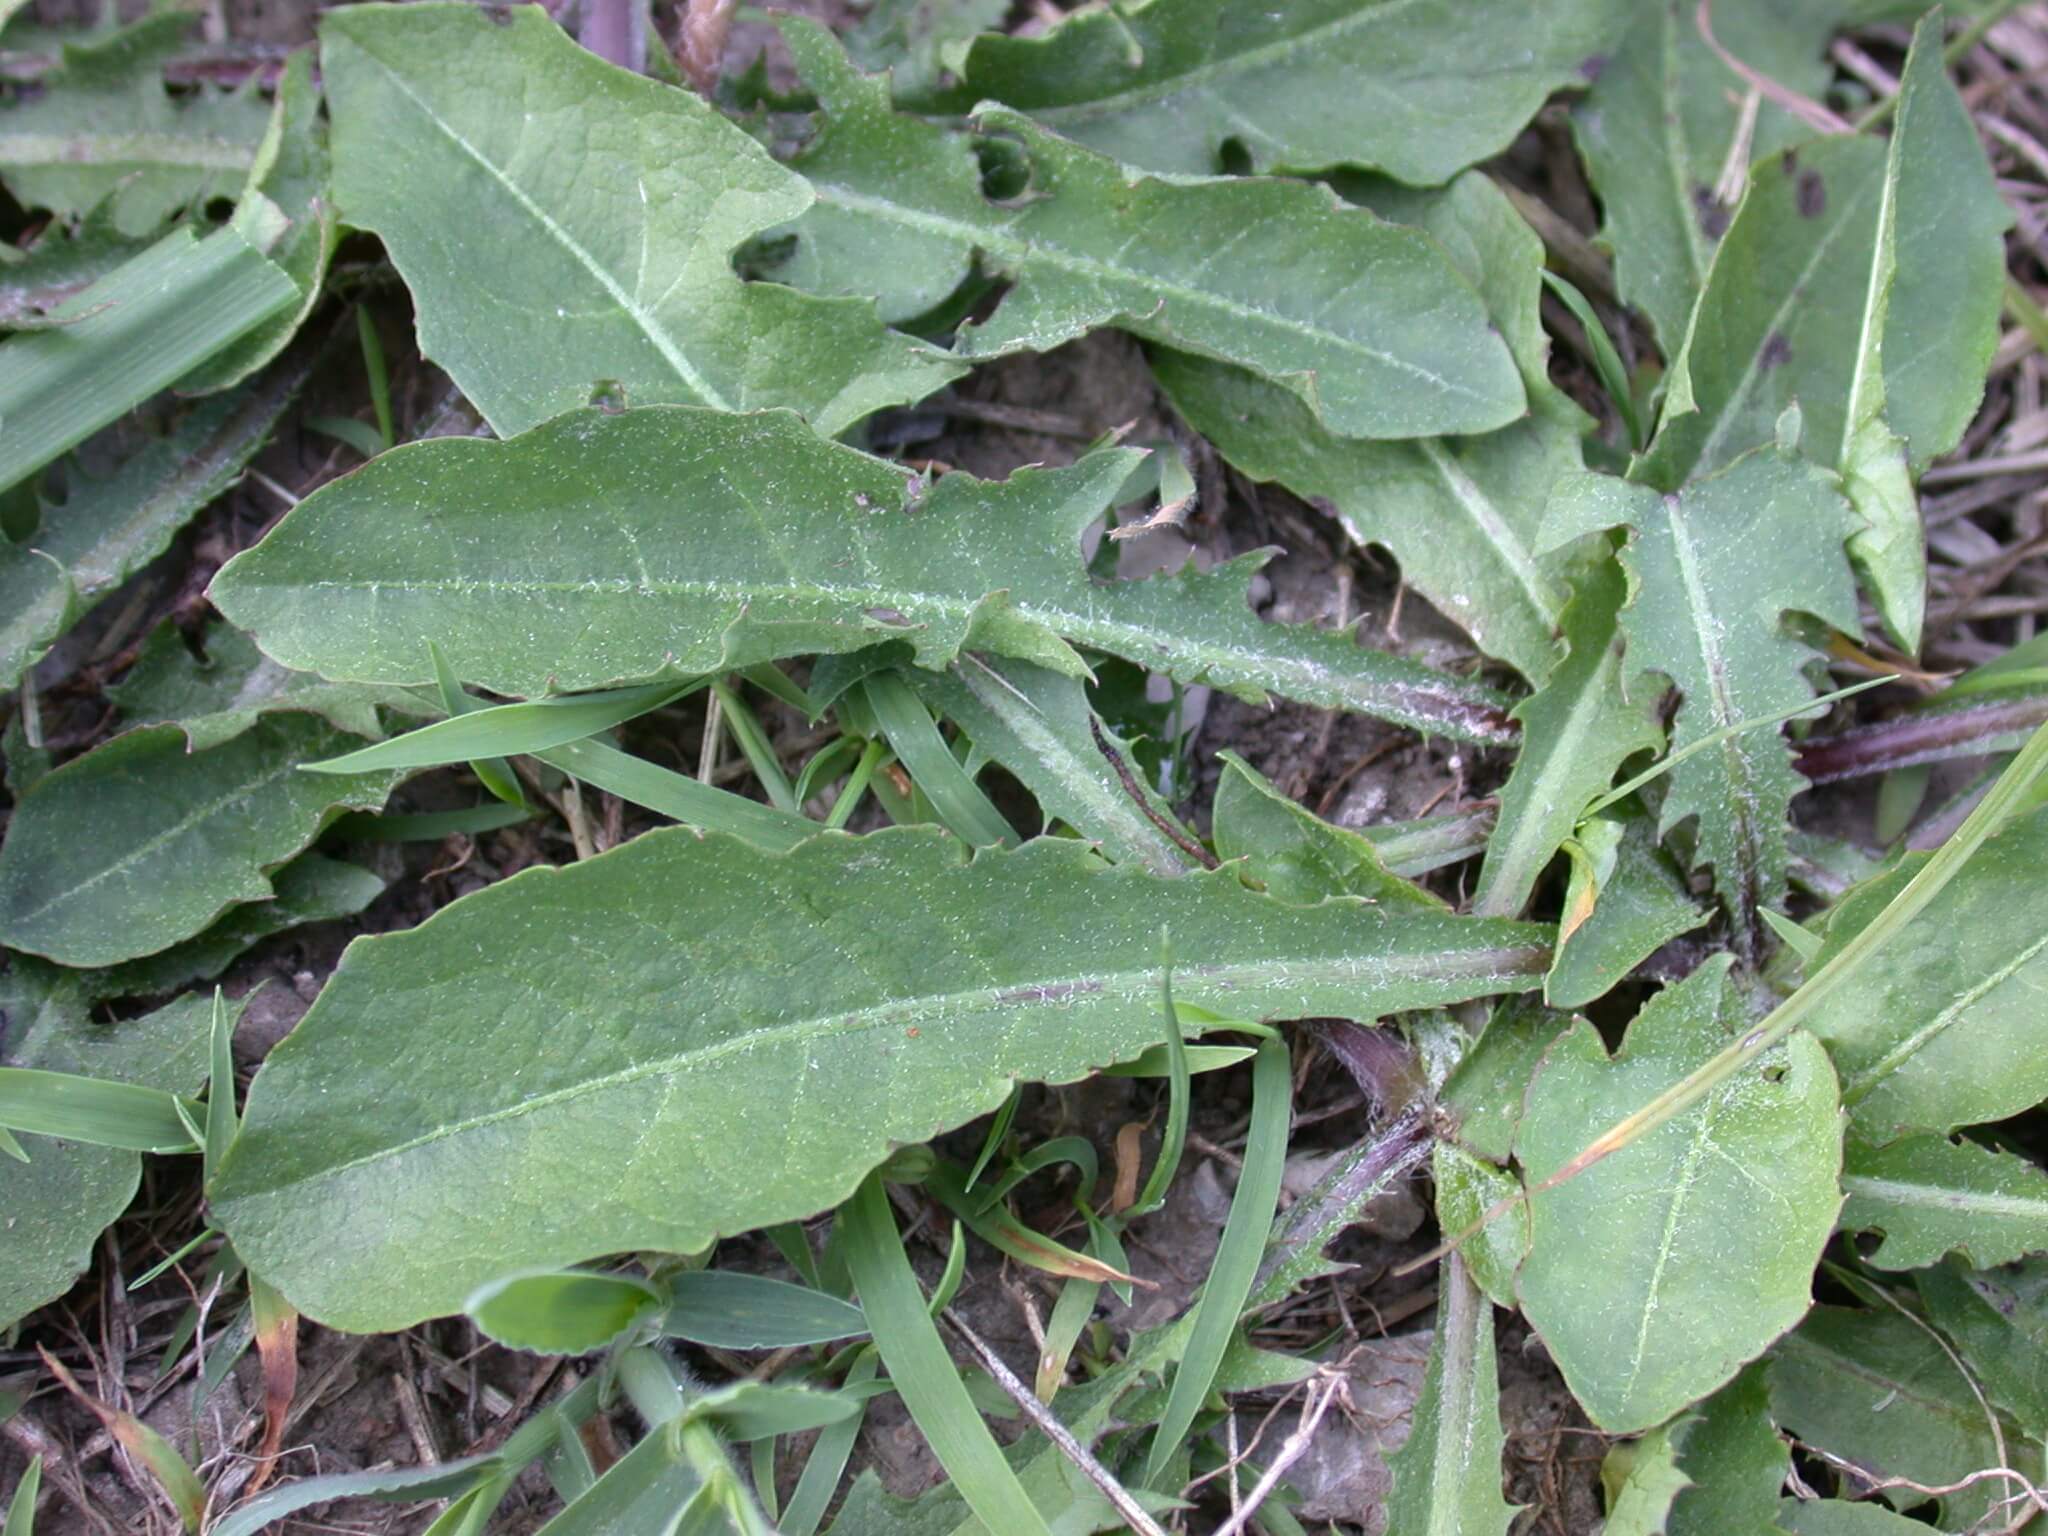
[
  {"xmin": 0, "ymin": 219, "xmax": 297, "ymax": 495},
  {"xmin": 1143, "ymin": 1032, "xmax": 1290, "ymax": 1486},
  {"xmin": 535, "ymin": 734, "xmax": 819, "ymax": 851},
  {"xmin": 40, "ymin": 1349, "xmax": 205, "ymax": 1533},
  {"xmin": 860, "ymin": 673, "xmax": 1016, "ymax": 847},
  {"xmin": 305, "ymin": 680, "xmax": 698, "ymax": 775},
  {"xmin": 839, "ymin": 1174, "xmax": 1054, "ymax": 1536},
  {"xmin": 0, "ymin": 1071, "xmax": 198, "ymax": 1154},
  {"xmin": 3, "ymin": 1457, "xmax": 38, "ymax": 1536}
]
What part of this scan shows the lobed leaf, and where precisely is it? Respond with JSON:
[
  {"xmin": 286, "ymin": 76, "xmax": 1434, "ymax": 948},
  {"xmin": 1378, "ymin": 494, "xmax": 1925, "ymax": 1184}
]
[
  {"xmin": 1157, "ymin": 170, "xmax": 1586, "ymax": 683},
  {"xmin": 1841, "ymin": 1134, "xmax": 2048, "ymax": 1271},
  {"xmin": 909, "ymin": 654, "xmax": 1201, "ymax": 877},
  {"xmin": 210, "ymin": 826, "xmax": 1550, "ymax": 1330},
  {"xmin": 773, "ymin": 19, "xmax": 1527, "ymax": 441},
  {"xmin": 1915, "ymin": 1257, "xmax": 2048, "ymax": 1441},
  {"xmin": 1539, "ymin": 448, "xmax": 1861, "ymax": 941},
  {"xmin": 320, "ymin": 3, "xmax": 961, "ymax": 440},
  {"xmin": 0, "ymin": 364, "xmax": 301, "ymax": 691},
  {"xmin": 209, "ymin": 405, "xmax": 1517, "ymax": 743},
  {"xmin": 0, "ymin": 12, "xmax": 269, "ymax": 235},
  {"xmin": 1515, "ymin": 958, "xmax": 1843, "ymax": 1433},
  {"xmin": 0, "ymin": 715, "xmax": 403, "ymax": 967},
  {"xmin": 1803, "ymin": 803, "xmax": 2048, "ymax": 1141},
  {"xmin": 931, "ymin": 0, "xmax": 1627, "ymax": 183}
]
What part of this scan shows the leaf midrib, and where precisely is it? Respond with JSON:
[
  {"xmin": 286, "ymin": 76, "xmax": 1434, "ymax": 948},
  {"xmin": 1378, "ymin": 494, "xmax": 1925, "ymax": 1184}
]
[
  {"xmin": 348, "ymin": 39, "xmax": 733, "ymax": 412},
  {"xmin": 1839, "ymin": 929, "xmax": 2048, "ymax": 1106},
  {"xmin": 1007, "ymin": 0, "xmax": 1430, "ymax": 129},
  {"xmin": 1843, "ymin": 1172, "xmax": 2048, "ymax": 1224},
  {"xmin": 805, "ymin": 179, "xmax": 1497, "ymax": 407},
  {"xmin": 3, "ymin": 737, "xmax": 316, "ymax": 934},
  {"xmin": 0, "ymin": 130, "xmax": 255, "ymax": 170},
  {"xmin": 233, "ymin": 940, "xmax": 1549, "ymax": 1197},
  {"xmin": 284, "ymin": 571, "xmax": 1492, "ymax": 715}
]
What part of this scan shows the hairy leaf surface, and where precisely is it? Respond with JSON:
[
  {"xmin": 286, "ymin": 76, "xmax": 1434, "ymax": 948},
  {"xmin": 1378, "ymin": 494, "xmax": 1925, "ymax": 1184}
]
[
  {"xmin": 211, "ymin": 827, "xmax": 1551, "ymax": 1329},
  {"xmin": 932, "ymin": 0, "xmax": 1626, "ymax": 182},
  {"xmin": 210, "ymin": 406, "xmax": 1516, "ymax": 743},
  {"xmin": 0, "ymin": 12, "xmax": 269, "ymax": 235},
  {"xmin": 1842, "ymin": 1134, "xmax": 2048, "ymax": 1271},
  {"xmin": 1157, "ymin": 171, "xmax": 1585, "ymax": 681},
  {"xmin": 1516, "ymin": 959, "xmax": 1842, "ymax": 1433},
  {"xmin": 771, "ymin": 21, "xmax": 1525, "ymax": 441},
  {"xmin": 0, "ymin": 715, "xmax": 402, "ymax": 967},
  {"xmin": 321, "ymin": 3, "xmax": 960, "ymax": 439},
  {"xmin": 0, "ymin": 366, "xmax": 299, "ymax": 690},
  {"xmin": 1804, "ymin": 804, "xmax": 2048, "ymax": 1141},
  {"xmin": 1539, "ymin": 450, "xmax": 1860, "ymax": 938},
  {"xmin": 0, "ymin": 976, "xmax": 224, "ymax": 1328}
]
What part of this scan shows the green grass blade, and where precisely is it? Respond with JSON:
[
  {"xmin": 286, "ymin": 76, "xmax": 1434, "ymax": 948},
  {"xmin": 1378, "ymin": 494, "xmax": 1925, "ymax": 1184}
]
[
  {"xmin": 1143, "ymin": 1032, "xmax": 1291, "ymax": 1488},
  {"xmin": 712, "ymin": 681, "xmax": 800, "ymax": 813},
  {"xmin": 839, "ymin": 1174, "xmax": 1054, "ymax": 1536},
  {"xmin": 0, "ymin": 220, "xmax": 298, "ymax": 494},
  {"xmin": 4, "ymin": 1456, "xmax": 39, "ymax": 1536},
  {"xmin": 0, "ymin": 1126, "xmax": 28, "ymax": 1164},
  {"xmin": 963, "ymin": 1086, "xmax": 1021, "ymax": 1193},
  {"xmin": 1541, "ymin": 271, "xmax": 1643, "ymax": 450},
  {"xmin": 861, "ymin": 673, "xmax": 1018, "ymax": 847},
  {"xmin": 0, "ymin": 1069, "xmax": 198, "ymax": 1153},
  {"xmin": 779, "ymin": 1350, "xmax": 877, "ymax": 1536},
  {"xmin": 536, "ymin": 736, "xmax": 818, "ymax": 851},
  {"xmin": 431, "ymin": 641, "xmax": 527, "ymax": 807},
  {"xmin": 1129, "ymin": 946, "xmax": 1191, "ymax": 1219},
  {"xmin": 306, "ymin": 680, "xmax": 698, "ymax": 774},
  {"xmin": 203, "ymin": 988, "xmax": 236, "ymax": 1184},
  {"xmin": 662, "ymin": 1272, "xmax": 869, "ymax": 1348},
  {"xmin": 328, "ymin": 803, "xmax": 537, "ymax": 842}
]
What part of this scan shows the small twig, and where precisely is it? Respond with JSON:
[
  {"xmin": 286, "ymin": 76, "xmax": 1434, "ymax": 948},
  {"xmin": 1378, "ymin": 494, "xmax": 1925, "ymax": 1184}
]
[
  {"xmin": 1209, "ymin": 1373, "xmax": 1344, "ymax": 1536},
  {"xmin": 943, "ymin": 1311, "xmax": 1169, "ymax": 1536},
  {"xmin": 1696, "ymin": 0, "xmax": 1852, "ymax": 134},
  {"xmin": 1087, "ymin": 715, "xmax": 1218, "ymax": 869}
]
